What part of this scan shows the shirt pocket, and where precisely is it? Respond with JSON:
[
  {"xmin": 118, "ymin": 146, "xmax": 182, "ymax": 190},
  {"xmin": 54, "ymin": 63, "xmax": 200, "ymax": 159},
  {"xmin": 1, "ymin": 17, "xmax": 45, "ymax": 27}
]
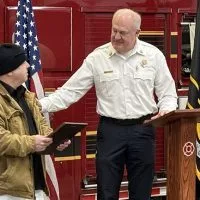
[
  {"xmin": 133, "ymin": 69, "xmax": 155, "ymax": 94},
  {"xmin": 98, "ymin": 72, "xmax": 120, "ymax": 97}
]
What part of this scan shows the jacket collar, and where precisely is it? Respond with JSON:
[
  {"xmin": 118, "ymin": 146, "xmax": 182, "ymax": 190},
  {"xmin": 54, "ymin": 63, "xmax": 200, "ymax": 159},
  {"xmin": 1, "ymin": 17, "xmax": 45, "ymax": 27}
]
[{"xmin": 0, "ymin": 81, "xmax": 26, "ymax": 98}]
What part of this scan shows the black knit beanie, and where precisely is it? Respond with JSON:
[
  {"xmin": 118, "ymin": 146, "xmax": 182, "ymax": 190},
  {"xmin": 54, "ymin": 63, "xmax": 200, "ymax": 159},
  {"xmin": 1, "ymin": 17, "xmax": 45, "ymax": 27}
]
[{"xmin": 0, "ymin": 43, "xmax": 27, "ymax": 75}]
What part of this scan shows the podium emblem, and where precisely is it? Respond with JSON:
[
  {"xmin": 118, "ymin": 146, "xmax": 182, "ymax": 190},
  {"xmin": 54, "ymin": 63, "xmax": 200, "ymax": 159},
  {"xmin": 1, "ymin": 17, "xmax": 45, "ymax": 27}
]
[{"xmin": 183, "ymin": 142, "xmax": 195, "ymax": 157}]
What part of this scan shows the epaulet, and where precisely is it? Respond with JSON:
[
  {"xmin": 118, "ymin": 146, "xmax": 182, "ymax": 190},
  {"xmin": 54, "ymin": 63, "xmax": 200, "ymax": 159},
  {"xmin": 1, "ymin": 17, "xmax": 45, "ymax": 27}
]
[
  {"xmin": 94, "ymin": 43, "xmax": 110, "ymax": 51},
  {"xmin": 139, "ymin": 40, "xmax": 159, "ymax": 51},
  {"xmin": 93, "ymin": 43, "xmax": 114, "ymax": 58}
]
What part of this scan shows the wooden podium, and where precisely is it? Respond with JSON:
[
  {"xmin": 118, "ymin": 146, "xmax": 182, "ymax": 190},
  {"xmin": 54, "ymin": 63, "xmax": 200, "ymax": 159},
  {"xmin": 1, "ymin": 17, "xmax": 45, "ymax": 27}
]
[{"xmin": 147, "ymin": 109, "xmax": 200, "ymax": 200}]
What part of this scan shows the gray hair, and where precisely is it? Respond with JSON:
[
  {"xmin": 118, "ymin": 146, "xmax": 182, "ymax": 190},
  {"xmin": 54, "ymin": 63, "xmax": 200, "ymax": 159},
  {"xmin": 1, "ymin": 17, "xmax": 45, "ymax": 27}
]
[{"xmin": 113, "ymin": 8, "xmax": 141, "ymax": 30}]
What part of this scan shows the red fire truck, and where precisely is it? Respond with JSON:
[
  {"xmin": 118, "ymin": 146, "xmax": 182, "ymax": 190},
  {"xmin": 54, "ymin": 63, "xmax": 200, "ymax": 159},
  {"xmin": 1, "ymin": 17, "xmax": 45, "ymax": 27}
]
[{"xmin": 0, "ymin": 0, "xmax": 197, "ymax": 199}]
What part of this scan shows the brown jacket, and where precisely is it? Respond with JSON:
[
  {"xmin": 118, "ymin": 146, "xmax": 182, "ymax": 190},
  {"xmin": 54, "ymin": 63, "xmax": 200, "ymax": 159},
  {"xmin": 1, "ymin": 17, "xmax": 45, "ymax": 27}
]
[{"xmin": 0, "ymin": 84, "xmax": 52, "ymax": 199}]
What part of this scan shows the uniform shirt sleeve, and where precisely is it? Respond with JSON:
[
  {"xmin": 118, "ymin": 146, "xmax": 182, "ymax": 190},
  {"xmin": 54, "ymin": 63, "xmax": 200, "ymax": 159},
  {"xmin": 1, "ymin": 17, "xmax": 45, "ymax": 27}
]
[
  {"xmin": 154, "ymin": 50, "xmax": 178, "ymax": 111},
  {"xmin": 40, "ymin": 58, "xmax": 94, "ymax": 113}
]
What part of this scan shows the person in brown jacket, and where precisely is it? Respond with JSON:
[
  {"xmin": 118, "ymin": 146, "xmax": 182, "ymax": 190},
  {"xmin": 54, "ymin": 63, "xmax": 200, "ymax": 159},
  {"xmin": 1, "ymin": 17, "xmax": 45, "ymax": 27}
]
[{"xmin": 0, "ymin": 43, "xmax": 69, "ymax": 200}]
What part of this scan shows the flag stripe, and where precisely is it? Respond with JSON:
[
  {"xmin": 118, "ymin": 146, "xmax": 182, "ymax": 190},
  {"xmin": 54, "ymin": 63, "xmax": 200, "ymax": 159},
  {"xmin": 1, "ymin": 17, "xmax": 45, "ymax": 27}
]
[{"xmin": 190, "ymin": 75, "xmax": 199, "ymax": 90}]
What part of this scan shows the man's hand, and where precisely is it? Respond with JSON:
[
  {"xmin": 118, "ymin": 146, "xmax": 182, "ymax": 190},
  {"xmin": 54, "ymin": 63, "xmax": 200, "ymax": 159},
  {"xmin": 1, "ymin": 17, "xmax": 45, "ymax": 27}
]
[
  {"xmin": 151, "ymin": 110, "xmax": 171, "ymax": 120},
  {"xmin": 34, "ymin": 135, "xmax": 53, "ymax": 152},
  {"xmin": 56, "ymin": 140, "xmax": 71, "ymax": 151}
]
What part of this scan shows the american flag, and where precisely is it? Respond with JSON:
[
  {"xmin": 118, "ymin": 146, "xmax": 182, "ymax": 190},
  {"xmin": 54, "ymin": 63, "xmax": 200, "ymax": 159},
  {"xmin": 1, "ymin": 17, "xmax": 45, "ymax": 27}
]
[
  {"xmin": 14, "ymin": 0, "xmax": 60, "ymax": 199},
  {"xmin": 14, "ymin": 0, "xmax": 44, "ymax": 98}
]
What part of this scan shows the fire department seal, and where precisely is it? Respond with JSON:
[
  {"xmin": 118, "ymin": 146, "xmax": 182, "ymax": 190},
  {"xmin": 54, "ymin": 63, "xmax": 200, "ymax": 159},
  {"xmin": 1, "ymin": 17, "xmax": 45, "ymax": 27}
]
[{"xmin": 183, "ymin": 142, "xmax": 195, "ymax": 157}]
